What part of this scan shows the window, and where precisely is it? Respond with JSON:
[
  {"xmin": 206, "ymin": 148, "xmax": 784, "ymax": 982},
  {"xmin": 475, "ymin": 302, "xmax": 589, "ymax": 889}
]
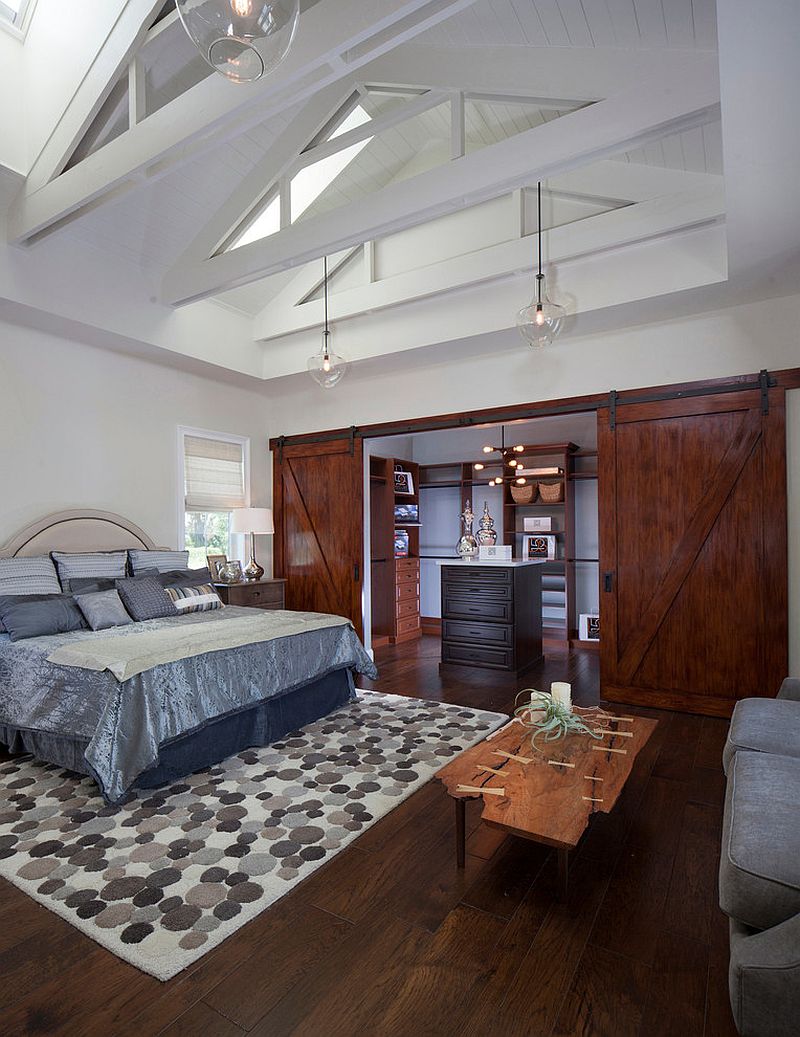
[
  {"xmin": 229, "ymin": 104, "xmax": 374, "ymax": 250},
  {"xmin": 179, "ymin": 428, "xmax": 249, "ymax": 568}
]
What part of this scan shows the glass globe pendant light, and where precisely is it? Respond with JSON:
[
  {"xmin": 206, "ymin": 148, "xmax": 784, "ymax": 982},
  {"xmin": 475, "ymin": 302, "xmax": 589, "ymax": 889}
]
[
  {"xmin": 516, "ymin": 181, "xmax": 566, "ymax": 348},
  {"xmin": 176, "ymin": 0, "xmax": 300, "ymax": 83},
  {"xmin": 307, "ymin": 256, "xmax": 348, "ymax": 389}
]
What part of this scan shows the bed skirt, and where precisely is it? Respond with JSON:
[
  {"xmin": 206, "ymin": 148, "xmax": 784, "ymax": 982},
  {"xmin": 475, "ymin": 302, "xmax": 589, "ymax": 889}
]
[{"xmin": 0, "ymin": 667, "xmax": 355, "ymax": 800}]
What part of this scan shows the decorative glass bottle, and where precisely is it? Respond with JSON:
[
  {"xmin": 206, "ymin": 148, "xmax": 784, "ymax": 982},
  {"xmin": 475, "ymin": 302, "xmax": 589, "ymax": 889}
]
[
  {"xmin": 477, "ymin": 500, "xmax": 498, "ymax": 546},
  {"xmin": 456, "ymin": 500, "xmax": 479, "ymax": 559}
]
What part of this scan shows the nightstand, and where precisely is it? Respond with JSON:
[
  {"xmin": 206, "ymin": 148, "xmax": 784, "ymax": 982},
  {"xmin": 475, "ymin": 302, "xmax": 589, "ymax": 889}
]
[{"xmin": 213, "ymin": 578, "xmax": 286, "ymax": 611}]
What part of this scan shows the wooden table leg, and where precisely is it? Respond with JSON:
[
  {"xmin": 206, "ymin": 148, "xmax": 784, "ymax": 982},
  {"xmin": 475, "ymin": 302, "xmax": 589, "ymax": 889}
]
[
  {"xmin": 557, "ymin": 848, "xmax": 569, "ymax": 901},
  {"xmin": 455, "ymin": 797, "xmax": 466, "ymax": 868}
]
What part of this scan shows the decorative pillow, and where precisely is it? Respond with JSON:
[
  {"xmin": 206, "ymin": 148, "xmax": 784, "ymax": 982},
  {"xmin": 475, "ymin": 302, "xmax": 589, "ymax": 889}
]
[
  {"xmin": 69, "ymin": 568, "xmax": 159, "ymax": 595},
  {"xmin": 0, "ymin": 556, "xmax": 62, "ymax": 633},
  {"xmin": 128, "ymin": 550, "xmax": 190, "ymax": 575},
  {"xmin": 156, "ymin": 568, "xmax": 212, "ymax": 588},
  {"xmin": 115, "ymin": 577, "xmax": 177, "ymax": 622},
  {"xmin": 165, "ymin": 584, "xmax": 223, "ymax": 614},
  {"xmin": 0, "ymin": 594, "xmax": 86, "ymax": 642},
  {"xmin": 51, "ymin": 551, "xmax": 128, "ymax": 591},
  {"xmin": 74, "ymin": 590, "xmax": 134, "ymax": 632}
]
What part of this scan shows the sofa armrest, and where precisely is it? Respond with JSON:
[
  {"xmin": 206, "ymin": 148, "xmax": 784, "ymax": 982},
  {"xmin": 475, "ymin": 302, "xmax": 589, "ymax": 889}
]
[
  {"xmin": 729, "ymin": 914, "xmax": 800, "ymax": 1037},
  {"xmin": 777, "ymin": 678, "xmax": 800, "ymax": 702}
]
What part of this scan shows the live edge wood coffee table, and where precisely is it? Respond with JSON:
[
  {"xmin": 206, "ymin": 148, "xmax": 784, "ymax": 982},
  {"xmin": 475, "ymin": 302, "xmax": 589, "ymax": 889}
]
[{"xmin": 437, "ymin": 711, "xmax": 658, "ymax": 899}]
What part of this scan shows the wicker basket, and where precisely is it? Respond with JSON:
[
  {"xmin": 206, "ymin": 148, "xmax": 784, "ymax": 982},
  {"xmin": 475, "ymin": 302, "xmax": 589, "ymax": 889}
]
[
  {"xmin": 510, "ymin": 483, "xmax": 537, "ymax": 504},
  {"xmin": 538, "ymin": 481, "xmax": 564, "ymax": 503}
]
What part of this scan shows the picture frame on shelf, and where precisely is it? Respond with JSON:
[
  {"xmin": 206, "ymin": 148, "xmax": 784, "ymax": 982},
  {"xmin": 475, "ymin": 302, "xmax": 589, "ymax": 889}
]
[
  {"xmin": 522, "ymin": 534, "xmax": 557, "ymax": 561},
  {"xmin": 394, "ymin": 529, "xmax": 410, "ymax": 557},
  {"xmin": 524, "ymin": 516, "xmax": 552, "ymax": 532},
  {"xmin": 393, "ymin": 469, "xmax": 415, "ymax": 495},
  {"xmin": 579, "ymin": 613, "xmax": 600, "ymax": 641}
]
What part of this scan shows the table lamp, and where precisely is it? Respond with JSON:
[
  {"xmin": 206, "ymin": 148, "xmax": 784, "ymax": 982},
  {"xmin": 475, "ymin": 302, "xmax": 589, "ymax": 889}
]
[{"xmin": 230, "ymin": 507, "xmax": 274, "ymax": 581}]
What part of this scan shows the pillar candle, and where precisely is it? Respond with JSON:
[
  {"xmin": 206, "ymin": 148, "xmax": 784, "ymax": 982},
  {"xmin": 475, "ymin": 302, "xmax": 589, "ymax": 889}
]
[{"xmin": 551, "ymin": 682, "xmax": 572, "ymax": 712}]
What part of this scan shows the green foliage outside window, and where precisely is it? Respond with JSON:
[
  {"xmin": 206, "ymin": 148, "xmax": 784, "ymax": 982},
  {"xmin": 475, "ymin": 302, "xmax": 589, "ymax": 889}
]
[{"xmin": 185, "ymin": 511, "xmax": 230, "ymax": 569}]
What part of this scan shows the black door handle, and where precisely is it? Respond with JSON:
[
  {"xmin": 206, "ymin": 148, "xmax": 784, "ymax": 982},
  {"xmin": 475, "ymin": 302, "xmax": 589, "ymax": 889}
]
[
  {"xmin": 354, "ymin": 563, "xmax": 360, "ymax": 582},
  {"xmin": 603, "ymin": 572, "xmax": 614, "ymax": 592}
]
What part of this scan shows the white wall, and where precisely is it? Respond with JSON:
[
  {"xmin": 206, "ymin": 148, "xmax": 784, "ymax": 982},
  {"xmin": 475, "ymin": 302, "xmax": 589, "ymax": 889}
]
[
  {"xmin": 0, "ymin": 318, "xmax": 274, "ymax": 567},
  {"xmin": 274, "ymin": 291, "xmax": 800, "ymax": 675}
]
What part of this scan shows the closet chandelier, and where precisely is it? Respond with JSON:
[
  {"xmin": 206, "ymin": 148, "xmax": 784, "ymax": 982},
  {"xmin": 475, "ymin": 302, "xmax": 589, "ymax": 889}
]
[
  {"xmin": 473, "ymin": 426, "xmax": 528, "ymax": 487},
  {"xmin": 516, "ymin": 181, "xmax": 566, "ymax": 348},
  {"xmin": 307, "ymin": 256, "xmax": 348, "ymax": 389},
  {"xmin": 176, "ymin": 0, "xmax": 300, "ymax": 83}
]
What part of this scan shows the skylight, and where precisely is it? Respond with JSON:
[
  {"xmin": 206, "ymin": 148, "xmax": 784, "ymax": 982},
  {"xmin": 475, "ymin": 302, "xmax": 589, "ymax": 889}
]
[
  {"xmin": 230, "ymin": 104, "xmax": 374, "ymax": 250},
  {"xmin": 0, "ymin": 0, "xmax": 30, "ymax": 29}
]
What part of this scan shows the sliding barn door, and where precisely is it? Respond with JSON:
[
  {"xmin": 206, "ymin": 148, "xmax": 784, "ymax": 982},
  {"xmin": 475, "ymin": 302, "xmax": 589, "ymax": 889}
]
[
  {"xmin": 272, "ymin": 437, "xmax": 364, "ymax": 639},
  {"xmin": 599, "ymin": 388, "xmax": 787, "ymax": 717}
]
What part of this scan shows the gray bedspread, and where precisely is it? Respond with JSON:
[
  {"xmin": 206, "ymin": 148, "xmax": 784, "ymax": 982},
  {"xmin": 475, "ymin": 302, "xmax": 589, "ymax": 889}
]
[{"xmin": 0, "ymin": 607, "xmax": 377, "ymax": 802}]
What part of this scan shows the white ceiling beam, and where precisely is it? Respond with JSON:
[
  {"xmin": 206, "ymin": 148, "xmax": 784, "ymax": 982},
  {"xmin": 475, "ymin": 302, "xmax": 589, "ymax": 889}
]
[
  {"xmin": 163, "ymin": 62, "xmax": 720, "ymax": 304},
  {"xmin": 25, "ymin": 1, "xmax": 165, "ymax": 193},
  {"xmin": 253, "ymin": 186, "xmax": 725, "ymax": 339},
  {"xmin": 362, "ymin": 44, "xmax": 718, "ymax": 105},
  {"xmin": 550, "ymin": 161, "xmax": 722, "ymax": 204},
  {"xmin": 9, "ymin": 0, "xmax": 482, "ymax": 244}
]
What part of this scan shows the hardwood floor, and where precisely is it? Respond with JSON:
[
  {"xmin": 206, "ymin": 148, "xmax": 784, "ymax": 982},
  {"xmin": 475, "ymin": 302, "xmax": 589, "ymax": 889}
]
[{"xmin": 1, "ymin": 637, "xmax": 738, "ymax": 1037}]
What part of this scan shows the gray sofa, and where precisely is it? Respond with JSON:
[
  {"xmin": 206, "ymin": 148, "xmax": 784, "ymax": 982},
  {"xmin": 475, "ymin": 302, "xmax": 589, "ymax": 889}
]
[{"xmin": 720, "ymin": 677, "xmax": 800, "ymax": 1037}]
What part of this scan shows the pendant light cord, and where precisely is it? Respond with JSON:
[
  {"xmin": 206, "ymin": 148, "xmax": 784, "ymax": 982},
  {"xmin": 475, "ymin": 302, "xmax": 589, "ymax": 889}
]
[
  {"xmin": 537, "ymin": 181, "xmax": 543, "ymax": 306},
  {"xmin": 323, "ymin": 255, "xmax": 329, "ymax": 350}
]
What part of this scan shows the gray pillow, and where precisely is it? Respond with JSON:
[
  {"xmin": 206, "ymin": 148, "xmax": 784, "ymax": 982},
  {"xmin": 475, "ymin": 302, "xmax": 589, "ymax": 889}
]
[
  {"xmin": 156, "ymin": 568, "xmax": 212, "ymax": 587},
  {"xmin": 0, "ymin": 556, "xmax": 62, "ymax": 633},
  {"xmin": 115, "ymin": 577, "xmax": 177, "ymax": 622},
  {"xmin": 0, "ymin": 594, "xmax": 86, "ymax": 642},
  {"xmin": 74, "ymin": 590, "xmax": 134, "ymax": 632},
  {"xmin": 69, "ymin": 568, "xmax": 159, "ymax": 595},
  {"xmin": 51, "ymin": 551, "xmax": 128, "ymax": 590},
  {"xmin": 128, "ymin": 550, "xmax": 190, "ymax": 575}
]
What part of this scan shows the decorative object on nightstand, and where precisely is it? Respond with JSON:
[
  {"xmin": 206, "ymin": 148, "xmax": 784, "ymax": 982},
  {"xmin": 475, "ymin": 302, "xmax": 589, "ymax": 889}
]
[
  {"xmin": 230, "ymin": 507, "xmax": 274, "ymax": 580},
  {"xmin": 213, "ymin": 577, "xmax": 286, "ymax": 610},
  {"xmin": 206, "ymin": 554, "xmax": 227, "ymax": 580},
  {"xmin": 477, "ymin": 500, "xmax": 498, "ymax": 546},
  {"xmin": 216, "ymin": 560, "xmax": 243, "ymax": 583},
  {"xmin": 456, "ymin": 499, "xmax": 479, "ymax": 559}
]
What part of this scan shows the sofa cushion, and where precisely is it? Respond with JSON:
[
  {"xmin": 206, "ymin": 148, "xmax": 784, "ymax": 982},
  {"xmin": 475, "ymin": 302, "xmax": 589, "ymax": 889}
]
[
  {"xmin": 723, "ymin": 698, "xmax": 800, "ymax": 774},
  {"xmin": 720, "ymin": 751, "xmax": 800, "ymax": 931}
]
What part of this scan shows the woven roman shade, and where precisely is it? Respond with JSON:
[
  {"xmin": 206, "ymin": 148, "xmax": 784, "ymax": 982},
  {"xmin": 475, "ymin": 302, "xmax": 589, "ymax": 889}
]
[{"xmin": 184, "ymin": 435, "xmax": 246, "ymax": 511}]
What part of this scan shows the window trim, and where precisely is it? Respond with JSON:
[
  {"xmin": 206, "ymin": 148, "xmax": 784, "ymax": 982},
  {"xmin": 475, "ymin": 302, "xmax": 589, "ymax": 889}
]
[
  {"xmin": 177, "ymin": 425, "xmax": 251, "ymax": 555},
  {"xmin": 0, "ymin": 0, "xmax": 37, "ymax": 41}
]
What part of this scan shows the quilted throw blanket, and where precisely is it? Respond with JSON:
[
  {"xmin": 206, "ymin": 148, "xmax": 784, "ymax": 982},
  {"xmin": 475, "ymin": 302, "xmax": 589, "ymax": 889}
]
[{"xmin": 47, "ymin": 607, "xmax": 350, "ymax": 681}]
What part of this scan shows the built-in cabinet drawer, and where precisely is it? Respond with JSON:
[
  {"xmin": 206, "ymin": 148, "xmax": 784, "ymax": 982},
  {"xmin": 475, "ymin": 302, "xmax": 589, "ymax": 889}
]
[
  {"xmin": 442, "ymin": 565, "xmax": 511, "ymax": 587},
  {"xmin": 441, "ymin": 642, "xmax": 514, "ymax": 670},
  {"xmin": 443, "ymin": 597, "xmax": 513, "ymax": 623},
  {"xmin": 396, "ymin": 579, "xmax": 419, "ymax": 602},
  {"xmin": 396, "ymin": 615, "xmax": 420, "ymax": 637},
  {"xmin": 396, "ymin": 597, "xmax": 419, "ymax": 620},
  {"xmin": 443, "ymin": 619, "xmax": 513, "ymax": 647}
]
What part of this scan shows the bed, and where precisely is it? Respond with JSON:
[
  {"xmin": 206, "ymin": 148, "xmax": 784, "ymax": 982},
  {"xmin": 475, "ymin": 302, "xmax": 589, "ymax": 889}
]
[{"xmin": 0, "ymin": 510, "xmax": 377, "ymax": 803}]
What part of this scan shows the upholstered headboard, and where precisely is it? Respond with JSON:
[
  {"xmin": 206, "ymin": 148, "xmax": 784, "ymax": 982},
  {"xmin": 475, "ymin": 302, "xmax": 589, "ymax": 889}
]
[{"xmin": 0, "ymin": 510, "xmax": 160, "ymax": 558}]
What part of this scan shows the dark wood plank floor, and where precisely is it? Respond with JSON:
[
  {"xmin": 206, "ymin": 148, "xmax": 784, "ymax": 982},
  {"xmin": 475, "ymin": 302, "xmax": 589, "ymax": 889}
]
[{"xmin": 1, "ymin": 638, "xmax": 738, "ymax": 1037}]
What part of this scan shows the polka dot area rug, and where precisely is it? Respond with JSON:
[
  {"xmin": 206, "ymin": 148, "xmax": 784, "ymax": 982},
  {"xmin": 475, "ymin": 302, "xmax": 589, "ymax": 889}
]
[{"xmin": 0, "ymin": 690, "xmax": 506, "ymax": 981}]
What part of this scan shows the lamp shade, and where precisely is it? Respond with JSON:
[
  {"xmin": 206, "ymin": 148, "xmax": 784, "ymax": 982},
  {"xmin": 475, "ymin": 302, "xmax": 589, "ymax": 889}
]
[{"xmin": 230, "ymin": 507, "xmax": 274, "ymax": 534}]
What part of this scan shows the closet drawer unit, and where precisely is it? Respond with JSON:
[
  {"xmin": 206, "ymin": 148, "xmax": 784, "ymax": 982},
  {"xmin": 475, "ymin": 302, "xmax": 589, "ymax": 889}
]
[
  {"xmin": 442, "ymin": 619, "xmax": 513, "ymax": 648},
  {"xmin": 443, "ymin": 581, "xmax": 513, "ymax": 602},
  {"xmin": 396, "ymin": 579, "xmax": 419, "ymax": 602},
  {"xmin": 442, "ymin": 596, "xmax": 513, "ymax": 624},
  {"xmin": 396, "ymin": 597, "xmax": 419, "ymax": 620},
  {"xmin": 441, "ymin": 642, "xmax": 513, "ymax": 670}
]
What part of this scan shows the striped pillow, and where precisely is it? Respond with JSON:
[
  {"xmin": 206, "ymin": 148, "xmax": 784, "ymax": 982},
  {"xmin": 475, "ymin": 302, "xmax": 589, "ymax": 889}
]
[
  {"xmin": 129, "ymin": 550, "xmax": 190, "ymax": 575},
  {"xmin": 52, "ymin": 551, "xmax": 128, "ymax": 590},
  {"xmin": 0, "ymin": 557, "xmax": 62, "ymax": 632},
  {"xmin": 165, "ymin": 584, "xmax": 223, "ymax": 614}
]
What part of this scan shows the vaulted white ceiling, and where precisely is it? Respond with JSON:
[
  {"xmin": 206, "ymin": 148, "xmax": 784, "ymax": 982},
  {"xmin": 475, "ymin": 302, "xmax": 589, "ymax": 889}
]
[{"xmin": 0, "ymin": 0, "xmax": 798, "ymax": 387}]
